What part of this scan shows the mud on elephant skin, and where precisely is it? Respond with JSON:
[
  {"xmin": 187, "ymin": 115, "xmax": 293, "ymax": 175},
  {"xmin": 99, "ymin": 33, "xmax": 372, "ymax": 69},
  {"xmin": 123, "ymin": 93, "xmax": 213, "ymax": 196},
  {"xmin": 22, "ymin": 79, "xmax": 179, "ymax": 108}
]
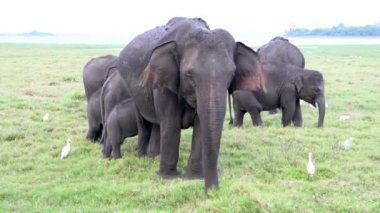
[
  {"xmin": 118, "ymin": 17, "xmax": 261, "ymax": 191},
  {"xmin": 83, "ymin": 55, "xmax": 118, "ymax": 141}
]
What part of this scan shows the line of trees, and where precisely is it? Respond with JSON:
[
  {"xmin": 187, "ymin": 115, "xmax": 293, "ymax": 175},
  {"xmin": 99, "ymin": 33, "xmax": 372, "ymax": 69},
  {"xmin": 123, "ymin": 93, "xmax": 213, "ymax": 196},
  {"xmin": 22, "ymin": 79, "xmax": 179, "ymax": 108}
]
[{"xmin": 284, "ymin": 23, "xmax": 380, "ymax": 36}]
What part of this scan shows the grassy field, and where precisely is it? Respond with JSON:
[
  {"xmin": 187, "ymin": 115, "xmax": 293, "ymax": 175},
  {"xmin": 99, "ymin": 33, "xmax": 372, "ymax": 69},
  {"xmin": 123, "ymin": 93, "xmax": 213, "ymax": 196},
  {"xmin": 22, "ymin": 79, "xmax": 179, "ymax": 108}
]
[{"xmin": 0, "ymin": 43, "xmax": 379, "ymax": 212}]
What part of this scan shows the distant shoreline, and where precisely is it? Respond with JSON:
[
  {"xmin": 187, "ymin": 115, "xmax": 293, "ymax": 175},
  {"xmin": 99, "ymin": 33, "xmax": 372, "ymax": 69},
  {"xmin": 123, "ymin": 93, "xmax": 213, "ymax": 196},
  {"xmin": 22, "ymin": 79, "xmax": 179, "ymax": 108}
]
[
  {"xmin": 1, "ymin": 34, "xmax": 380, "ymax": 46},
  {"xmin": 0, "ymin": 31, "xmax": 55, "ymax": 37},
  {"xmin": 285, "ymin": 23, "xmax": 380, "ymax": 37}
]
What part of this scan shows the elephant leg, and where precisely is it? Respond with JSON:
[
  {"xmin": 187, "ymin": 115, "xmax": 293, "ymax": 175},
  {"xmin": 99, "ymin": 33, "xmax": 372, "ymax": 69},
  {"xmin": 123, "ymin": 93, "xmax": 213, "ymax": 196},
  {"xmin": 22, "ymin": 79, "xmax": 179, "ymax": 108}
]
[
  {"xmin": 110, "ymin": 131, "xmax": 123, "ymax": 159},
  {"xmin": 111, "ymin": 141, "xmax": 122, "ymax": 159},
  {"xmin": 86, "ymin": 120, "xmax": 101, "ymax": 142},
  {"xmin": 135, "ymin": 108, "xmax": 152, "ymax": 157},
  {"xmin": 234, "ymin": 109, "xmax": 245, "ymax": 127},
  {"xmin": 86, "ymin": 100, "xmax": 102, "ymax": 142},
  {"xmin": 280, "ymin": 91, "xmax": 297, "ymax": 127},
  {"xmin": 185, "ymin": 115, "xmax": 204, "ymax": 179},
  {"xmin": 242, "ymin": 94, "xmax": 263, "ymax": 127},
  {"xmin": 292, "ymin": 100, "xmax": 303, "ymax": 127},
  {"xmin": 154, "ymin": 89, "xmax": 182, "ymax": 178},
  {"xmin": 232, "ymin": 94, "xmax": 245, "ymax": 127},
  {"xmin": 147, "ymin": 124, "xmax": 160, "ymax": 158},
  {"xmin": 94, "ymin": 124, "xmax": 103, "ymax": 142},
  {"xmin": 249, "ymin": 110, "xmax": 264, "ymax": 127},
  {"xmin": 102, "ymin": 139, "xmax": 112, "ymax": 159}
]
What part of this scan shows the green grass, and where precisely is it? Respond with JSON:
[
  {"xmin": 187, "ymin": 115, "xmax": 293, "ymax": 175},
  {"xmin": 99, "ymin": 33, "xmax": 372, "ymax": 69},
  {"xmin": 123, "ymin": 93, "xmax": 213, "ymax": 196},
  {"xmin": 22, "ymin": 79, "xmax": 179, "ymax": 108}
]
[{"xmin": 1, "ymin": 43, "xmax": 379, "ymax": 212}]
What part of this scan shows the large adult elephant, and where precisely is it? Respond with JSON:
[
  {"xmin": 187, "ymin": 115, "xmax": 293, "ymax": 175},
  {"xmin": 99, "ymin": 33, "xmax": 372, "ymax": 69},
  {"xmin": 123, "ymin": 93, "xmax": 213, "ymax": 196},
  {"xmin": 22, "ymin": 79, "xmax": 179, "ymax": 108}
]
[
  {"xmin": 256, "ymin": 37, "xmax": 305, "ymax": 115},
  {"xmin": 231, "ymin": 43, "xmax": 325, "ymax": 128},
  {"xmin": 83, "ymin": 55, "xmax": 117, "ymax": 141},
  {"xmin": 257, "ymin": 36, "xmax": 305, "ymax": 68},
  {"xmin": 118, "ymin": 17, "xmax": 260, "ymax": 191}
]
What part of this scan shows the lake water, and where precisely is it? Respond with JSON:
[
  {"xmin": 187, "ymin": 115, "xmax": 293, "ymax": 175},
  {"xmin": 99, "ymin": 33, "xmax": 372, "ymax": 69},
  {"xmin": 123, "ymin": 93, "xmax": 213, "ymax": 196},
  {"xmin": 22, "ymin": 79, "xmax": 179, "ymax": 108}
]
[{"xmin": 1, "ymin": 34, "xmax": 380, "ymax": 46}]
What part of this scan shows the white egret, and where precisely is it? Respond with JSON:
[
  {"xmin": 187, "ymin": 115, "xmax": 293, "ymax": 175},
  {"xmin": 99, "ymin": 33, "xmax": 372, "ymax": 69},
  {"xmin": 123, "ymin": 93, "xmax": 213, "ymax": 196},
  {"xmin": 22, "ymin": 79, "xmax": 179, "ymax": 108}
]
[
  {"xmin": 339, "ymin": 115, "xmax": 350, "ymax": 121},
  {"xmin": 307, "ymin": 152, "xmax": 315, "ymax": 177},
  {"xmin": 43, "ymin": 113, "xmax": 49, "ymax": 121},
  {"xmin": 61, "ymin": 139, "xmax": 71, "ymax": 159},
  {"xmin": 343, "ymin": 137, "xmax": 353, "ymax": 150}
]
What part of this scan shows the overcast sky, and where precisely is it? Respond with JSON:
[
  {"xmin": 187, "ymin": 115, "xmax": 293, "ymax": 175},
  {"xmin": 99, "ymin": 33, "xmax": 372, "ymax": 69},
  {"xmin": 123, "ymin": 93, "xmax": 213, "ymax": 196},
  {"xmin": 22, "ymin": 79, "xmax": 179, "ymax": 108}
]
[{"xmin": 1, "ymin": 0, "xmax": 379, "ymax": 37}]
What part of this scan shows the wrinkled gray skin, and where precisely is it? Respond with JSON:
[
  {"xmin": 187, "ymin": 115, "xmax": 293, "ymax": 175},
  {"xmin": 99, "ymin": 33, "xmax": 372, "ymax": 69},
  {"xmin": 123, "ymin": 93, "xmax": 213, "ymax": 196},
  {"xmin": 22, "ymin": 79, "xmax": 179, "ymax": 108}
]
[
  {"xmin": 100, "ymin": 71, "xmax": 161, "ymax": 159},
  {"xmin": 231, "ymin": 43, "xmax": 325, "ymax": 128},
  {"xmin": 257, "ymin": 36, "xmax": 305, "ymax": 115},
  {"xmin": 83, "ymin": 55, "xmax": 118, "ymax": 141},
  {"xmin": 118, "ymin": 17, "xmax": 256, "ymax": 191}
]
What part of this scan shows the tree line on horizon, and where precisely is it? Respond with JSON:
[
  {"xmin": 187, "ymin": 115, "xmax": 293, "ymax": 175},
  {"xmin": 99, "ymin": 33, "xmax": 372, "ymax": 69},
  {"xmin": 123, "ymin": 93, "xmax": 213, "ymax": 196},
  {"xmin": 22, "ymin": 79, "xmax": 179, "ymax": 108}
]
[{"xmin": 284, "ymin": 23, "xmax": 380, "ymax": 36}]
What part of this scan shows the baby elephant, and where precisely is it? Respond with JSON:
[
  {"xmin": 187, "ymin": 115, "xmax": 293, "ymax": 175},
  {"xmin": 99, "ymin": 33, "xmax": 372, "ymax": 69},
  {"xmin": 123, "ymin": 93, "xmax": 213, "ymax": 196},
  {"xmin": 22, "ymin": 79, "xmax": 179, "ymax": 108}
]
[
  {"xmin": 102, "ymin": 98, "xmax": 138, "ymax": 158},
  {"xmin": 231, "ymin": 43, "xmax": 326, "ymax": 128},
  {"xmin": 101, "ymin": 71, "xmax": 160, "ymax": 158}
]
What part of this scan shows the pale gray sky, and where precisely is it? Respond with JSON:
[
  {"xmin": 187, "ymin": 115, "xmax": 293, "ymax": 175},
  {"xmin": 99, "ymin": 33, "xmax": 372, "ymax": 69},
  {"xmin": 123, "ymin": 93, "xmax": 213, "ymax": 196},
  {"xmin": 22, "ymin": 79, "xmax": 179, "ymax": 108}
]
[{"xmin": 1, "ymin": 0, "xmax": 379, "ymax": 37}]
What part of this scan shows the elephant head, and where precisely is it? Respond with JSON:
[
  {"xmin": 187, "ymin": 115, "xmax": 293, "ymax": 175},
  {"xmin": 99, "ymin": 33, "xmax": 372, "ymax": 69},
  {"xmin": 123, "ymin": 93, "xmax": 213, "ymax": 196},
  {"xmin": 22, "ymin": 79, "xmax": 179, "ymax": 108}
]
[
  {"xmin": 142, "ymin": 29, "xmax": 239, "ymax": 191},
  {"xmin": 295, "ymin": 70, "xmax": 325, "ymax": 127}
]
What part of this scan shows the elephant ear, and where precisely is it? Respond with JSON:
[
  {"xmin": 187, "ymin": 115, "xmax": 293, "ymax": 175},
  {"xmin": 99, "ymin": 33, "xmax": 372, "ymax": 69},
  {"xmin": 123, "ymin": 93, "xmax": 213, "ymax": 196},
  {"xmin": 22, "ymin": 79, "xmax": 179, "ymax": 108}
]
[
  {"xmin": 103, "ymin": 57, "xmax": 118, "ymax": 80},
  {"xmin": 230, "ymin": 42, "xmax": 267, "ymax": 94},
  {"xmin": 142, "ymin": 41, "xmax": 179, "ymax": 94}
]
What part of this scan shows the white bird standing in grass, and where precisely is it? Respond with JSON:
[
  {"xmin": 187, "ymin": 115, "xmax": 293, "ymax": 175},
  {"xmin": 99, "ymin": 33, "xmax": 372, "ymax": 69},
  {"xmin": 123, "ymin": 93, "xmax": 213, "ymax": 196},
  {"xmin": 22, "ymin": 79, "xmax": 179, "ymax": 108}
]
[
  {"xmin": 339, "ymin": 115, "xmax": 350, "ymax": 121},
  {"xmin": 43, "ymin": 113, "xmax": 49, "ymax": 121},
  {"xmin": 344, "ymin": 137, "xmax": 353, "ymax": 150},
  {"xmin": 61, "ymin": 139, "xmax": 71, "ymax": 159},
  {"xmin": 307, "ymin": 152, "xmax": 316, "ymax": 178}
]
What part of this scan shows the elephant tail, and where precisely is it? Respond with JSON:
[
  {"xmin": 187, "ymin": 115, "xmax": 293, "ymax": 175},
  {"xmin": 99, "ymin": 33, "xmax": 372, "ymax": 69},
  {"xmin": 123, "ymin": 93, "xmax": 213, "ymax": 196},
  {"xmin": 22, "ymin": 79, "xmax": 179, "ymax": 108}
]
[
  {"xmin": 228, "ymin": 93, "xmax": 233, "ymax": 125},
  {"xmin": 100, "ymin": 84, "xmax": 108, "ymax": 144}
]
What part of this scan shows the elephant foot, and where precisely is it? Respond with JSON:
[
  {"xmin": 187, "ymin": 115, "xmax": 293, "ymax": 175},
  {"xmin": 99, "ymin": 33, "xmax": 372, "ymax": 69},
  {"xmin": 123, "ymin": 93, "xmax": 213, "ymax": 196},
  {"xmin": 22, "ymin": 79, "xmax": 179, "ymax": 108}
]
[
  {"xmin": 86, "ymin": 134, "xmax": 96, "ymax": 143},
  {"xmin": 138, "ymin": 152, "xmax": 147, "ymax": 157},
  {"xmin": 111, "ymin": 149, "xmax": 122, "ymax": 159},
  {"xmin": 233, "ymin": 123, "xmax": 243, "ymax": 128},
  {"xmin": 147, "ymin": 151, "xmax": 160, "ymax": 158},
  {"xmin": 147, "ymin": 144, "xmax": 160, "ymax": 158},
  {"xmin": 158, "ymin": 169, "xmax": 180, "ymax": 179},
  {"xmin": 184, "ymin": 170, "xmax": 204, "ymax": 180},
  {"xmin": 101, "ymin": 154, "xmax": 111, "ymax": 159},
  {"xmin": 269, "ymin": 109, "xmax": 278, "ymax": 114},
  {"xmin": 112, "ymin": 154, "xmax": 122, "ymax": 159}
]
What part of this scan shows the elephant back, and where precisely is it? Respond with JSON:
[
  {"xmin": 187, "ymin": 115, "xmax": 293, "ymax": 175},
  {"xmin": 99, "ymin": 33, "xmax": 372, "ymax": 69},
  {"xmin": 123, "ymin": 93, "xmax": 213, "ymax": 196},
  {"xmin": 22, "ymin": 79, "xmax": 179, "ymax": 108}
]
[
  {"xmin": 83, "ymin": 55, "xmax": 118, "ymax": 100},
  {"xmin": 257, "ymin": 37, "xmax": 305, "ymax": 68}
]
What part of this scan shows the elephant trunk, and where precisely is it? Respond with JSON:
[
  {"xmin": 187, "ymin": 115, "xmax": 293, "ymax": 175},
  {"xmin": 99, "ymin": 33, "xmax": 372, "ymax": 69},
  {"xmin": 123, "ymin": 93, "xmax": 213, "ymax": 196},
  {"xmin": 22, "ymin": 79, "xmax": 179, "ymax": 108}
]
[
  {"xmin": 316, "ymin": 96, "xmax": 326, "ymax": 128},
  {"xmin": 196, "ymin": 87, "xmax": 227, "ymax": 192}
]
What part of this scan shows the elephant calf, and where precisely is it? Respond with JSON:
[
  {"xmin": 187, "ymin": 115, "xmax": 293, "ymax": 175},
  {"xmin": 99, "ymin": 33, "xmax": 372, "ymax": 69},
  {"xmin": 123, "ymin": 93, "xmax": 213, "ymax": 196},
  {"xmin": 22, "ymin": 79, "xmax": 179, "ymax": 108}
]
[
  {"xmin": 231, "ymin": 43, "xmax": 325, "ymax": 128},
  {"xmin": 83, "ymin": 55, "xmax": 117, "ymax": 141},
  {"xmin": 101, "ymin": 98, "xmax": 137, "ymax": 158},
  {"xmin": 101, "ymin": 71, "xmax": 160, "ymax": 158}
]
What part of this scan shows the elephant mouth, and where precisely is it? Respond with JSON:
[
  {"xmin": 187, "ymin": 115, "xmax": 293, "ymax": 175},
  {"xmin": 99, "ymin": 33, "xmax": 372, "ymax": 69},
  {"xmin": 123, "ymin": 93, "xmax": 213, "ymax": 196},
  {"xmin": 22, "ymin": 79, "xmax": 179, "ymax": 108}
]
[
  {"xmin": 184, "ymin": 95, "xmax": 197, "ymax": 108},
  {"xmin": 302, "ymin": 98, "xmax": 316, "ymax": 107}
]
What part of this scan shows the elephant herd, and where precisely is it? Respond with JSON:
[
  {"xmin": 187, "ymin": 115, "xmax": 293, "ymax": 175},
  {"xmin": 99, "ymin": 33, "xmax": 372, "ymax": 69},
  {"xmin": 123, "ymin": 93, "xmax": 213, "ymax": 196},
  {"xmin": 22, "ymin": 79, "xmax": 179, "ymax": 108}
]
[{"xmin": 82, "ymin": 17, "xmax": 325, "ymax": 192}]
